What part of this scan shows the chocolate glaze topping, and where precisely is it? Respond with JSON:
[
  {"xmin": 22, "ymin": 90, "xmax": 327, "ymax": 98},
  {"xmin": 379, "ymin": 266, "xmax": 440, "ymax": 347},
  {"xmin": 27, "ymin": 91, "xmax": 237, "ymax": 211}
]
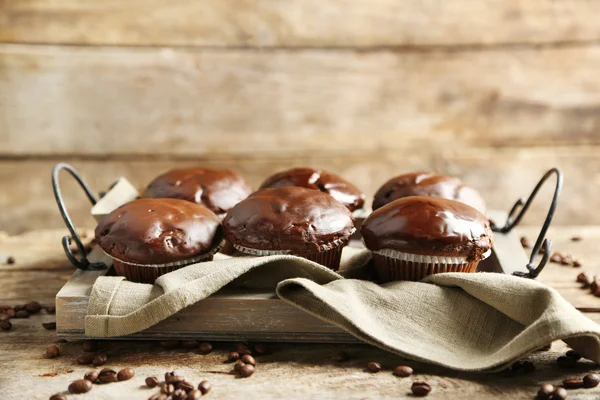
[
  {"xmin": 362, "ymin": 196, "xmax": 492, "ymax": 260},
  {"xmin": 223, "ymin": 186, "xmax": 355, "ymax": 252},
  {"xmin": 143, "ymin": 168, "xmax": 253, "ymax": 215},
  {"xmin": 95, "ymin": 198, "xmax": 223, "ymax": 265},
  {"xmin": 372, "ymin": 172, "xmax": 486, "ymax": 214},
  {"xmin": 259, "ymin": 168, "xmax": 365, "ymax": 212}
]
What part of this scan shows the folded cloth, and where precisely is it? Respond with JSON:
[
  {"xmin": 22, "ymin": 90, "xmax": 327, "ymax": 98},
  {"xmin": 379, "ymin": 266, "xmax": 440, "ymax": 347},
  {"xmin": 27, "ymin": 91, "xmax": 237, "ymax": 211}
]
[{"xmin": 85, "ymin": 248, "xmax": 600, "ymax": 372}]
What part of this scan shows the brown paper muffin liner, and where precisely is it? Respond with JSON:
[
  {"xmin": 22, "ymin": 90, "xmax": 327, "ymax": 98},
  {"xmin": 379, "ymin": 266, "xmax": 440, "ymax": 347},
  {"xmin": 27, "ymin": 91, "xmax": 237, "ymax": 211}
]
[
  {"xmin": 112, "ymin": 256, "xmax": 214, "ymax": 284},
  {"xmin": 233, "ymin": 242, "xmax": 346, "ymax": 271},
  {"xmin": 372, "ymin": 253, "xmax": 481, "ymax": 283}
]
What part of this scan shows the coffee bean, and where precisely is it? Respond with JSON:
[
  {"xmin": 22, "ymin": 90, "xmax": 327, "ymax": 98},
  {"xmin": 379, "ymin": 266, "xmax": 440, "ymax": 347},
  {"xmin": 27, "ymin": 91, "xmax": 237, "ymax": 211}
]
[
  {"xmin": 0, "ymin": 313, "xmax": 8, "ymax": 322},
  {"xmin": 14, "ymin": 304, "xmax": 25, "ymax": 311},
  {"xmin": 149, "ymin": 394, "xmax": 168, "ymax": 400},
  {"xmin": 560, "ymin": 254, "xmax": 573, "ymax": 265},
  {"xmin": 411, "ymin": 381, "xmax": 432, "ymax": 397},
  {"xmin": 583, "ymin": 373, "xmax": 600, "ymax": 388},
  {"xmin": 591, "ymin": 276, "xmax": 600, "ymax": 293},
  {"xmin": 393, "ymin": 365, "xmax": 413, "ymax": 377},
  {"xmin": 199, "ymin": 342, "xmax": 213, "ymax": 354},
  {"xmin": 227, "ymin": 351, "xmax": 240, "ymax": 362},
  {"xmin": 165, "ymin": 371, "xmax": 178, "ymax": 381},
  {"xmin": 571, "ymin": 235, "xmax": 582, "ymax": 242},
  {"xmin": 68, "ymin": 379, "xmax": 93, "ymax": 394},
  {"xmin": 254, "ymin": 343, "xmax": 269, "ymax": 355},
  {"xmin": 82, "ymin": 340, "xmax": 97, "ymax": 352},
  {"xmin": 15, "ymin": 310, "xmax": 29, "ymax": 318},
  {"xmin": 92, "ymin": 354, "xmax": 108, "ymax": 367},
  {"xmin": 236, "ymin": 342, "xmax": 252, "ymax": 356},
  {"xmin": 46, "ymin": 306, "xmax": 56, "ymax": 314},
  {"xmin": 241, "ymin": 354, "xmax": 256, "ymax": 366},
  {"xmin": 84, "ymin": 370, "xmax": 99, "ymax": 383},
  {"xmin": 161, "ymin": 383, "xmax": 175, "ymax": 395},
  {"xmin": 520, "ymin": 237, "xmax": 530, "ymax": 248},
  {"xmin": 563, "ymin": 377, "xmax": 584, "ymax": 389},
  {"xmin": 6, "ymin": 309, "xmax": 15, "ymax": 318},
  {"xmin": 557, "ymin": 355, "xmax": 577, "ymax": 368},
  {"xmin": 0, "ymin": 320, "xmax": 11, "ymax": 331},
  {"xmin": 186, "ymin": 390, "xmax": 202, "ymax": 400},
  {"xmin": 145, "ymin": 376, "xmax": 159, "ymax": 388},
  {"xmin": 181, "ymin": 340, "xmax": 199, "ymax": 349},
  {"xmin": 198, "ymin": 380, "xmax": 211, "ymax": 395},
  {"xmin": 333, "ymin": 350, "xmax": 349, "ymax": 362},
  {"xmin": 366, "ymin": 361, "xmax": 382, "ymax": 373},
  {"xmin": 117, "ymin": 368, "xmax": 135, "ymax": 381},
  {"xmin": 76, "ymin": 353, "xmax": 96, "ymax": 365},
  {"xmin": 49, "ymin": 394, "xmax": 67, "ymax": 400},
  {"xmin": 577, "ymin": 272, "xmax": 594, "ymax": 288},
  {"xmin": 550, "ymin": 253, "xmax": 562, "ymax": 263},
  {"xmin": 522, "ymin": 361, "xmax": 535, "ymax": 373},
  {"xmin": 536, "ymin": 384, "xmax": 554, "ymax": 400},
  {"xmin": 166, "ymin": 375, "xmax": 186, "ymax": 385},
  {"xmin": 46, "ymin": 345, "xmax": 60, "ymax": 358},
  {"xmin": 176, "ymin": 380, "xmax": 194, "ymax": 393},
  {"xmin": 6, "ymin": 256, "xmax": 15, "ymax": 264},
  {"xmin": 172, "ymin": 389, "xmax": 187, "ymax": 400},
  {"xmin": 573, "ymin": 260, "xmax": 583, "ymax": 268},
  {"xmin": 566, "ymin": 350, "xmax": 582, "ymax": 360},
  {"xmin": 159, "ymin": 340, "xmax": 181, "ymax": 349},
  {"xmin": 42, "ymin": 322, "xmax": 56, "ymax": 330},
  {"xmin": 26, "ymin": 301, "xmax": 42, "ymax": 314},
  {"xmin": 98, "ymin": 368, "xmax": 117, "ymax": 383},
  {"xmin": 234, "ymin": 360, "xmax": 245, "ymax": 373},
  {"xmin": 552, "ymin": 387, "xmax": 567, "ymax": 400},
  {"xmin": 239, "ymin": 363, "xmax": 255, "ymax": 378}
]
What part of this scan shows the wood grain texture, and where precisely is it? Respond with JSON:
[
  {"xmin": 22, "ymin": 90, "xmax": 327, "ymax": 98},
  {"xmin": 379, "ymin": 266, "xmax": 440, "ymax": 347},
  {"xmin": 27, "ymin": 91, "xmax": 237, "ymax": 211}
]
[
  {"xmin": 1, "ymin": 229, "xmax": 600, "ymax": 399},
  {"xmin": 2, "ymin": 44, "xmax": 600, "ymax": 156},
  {"xmin": 2, "ymin": 0, "xmax": 600, "ymax": 47}
]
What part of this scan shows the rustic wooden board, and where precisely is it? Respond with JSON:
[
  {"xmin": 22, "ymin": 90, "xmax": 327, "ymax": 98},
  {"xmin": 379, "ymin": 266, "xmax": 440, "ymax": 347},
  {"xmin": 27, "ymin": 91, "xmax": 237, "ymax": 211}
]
[
  {"xmin": 2, "ymin": 0, "xmax": 600, "ymax": 47},
  {"xmin": 2, "ymin": 45, "xmax": 600, "ymax": 157}
]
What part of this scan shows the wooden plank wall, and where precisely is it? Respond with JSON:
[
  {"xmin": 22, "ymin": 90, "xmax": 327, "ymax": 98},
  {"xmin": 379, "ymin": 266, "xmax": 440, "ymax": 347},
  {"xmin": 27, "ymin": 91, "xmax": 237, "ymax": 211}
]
[{"xmin": 1, "ymin": 0, "xmax": 600, "ymax": 234}]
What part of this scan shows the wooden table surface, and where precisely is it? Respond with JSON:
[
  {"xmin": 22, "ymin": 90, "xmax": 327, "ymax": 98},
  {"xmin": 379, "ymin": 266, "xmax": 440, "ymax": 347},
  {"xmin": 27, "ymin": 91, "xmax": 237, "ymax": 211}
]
[{"xmin": 1, "ymin": 227, "xmax": 599, "ymax": 399}]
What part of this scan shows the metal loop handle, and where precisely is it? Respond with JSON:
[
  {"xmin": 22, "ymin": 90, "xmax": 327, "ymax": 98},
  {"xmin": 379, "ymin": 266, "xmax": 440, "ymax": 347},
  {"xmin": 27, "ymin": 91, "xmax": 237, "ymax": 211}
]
[
  {"xmin": 52, "ymin": 163, "xmax": 108, "ymax": 270},
  {"xmin": 492, "ymin": 168, "xmax": 563, "ymax": 279}
]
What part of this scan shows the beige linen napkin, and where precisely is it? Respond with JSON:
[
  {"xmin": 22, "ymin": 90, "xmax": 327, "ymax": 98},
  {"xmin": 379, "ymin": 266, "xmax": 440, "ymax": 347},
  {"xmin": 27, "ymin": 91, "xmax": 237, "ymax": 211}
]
[{"xmin": 85, "ymin": 249, "xmax": 600, "ymax": 372}]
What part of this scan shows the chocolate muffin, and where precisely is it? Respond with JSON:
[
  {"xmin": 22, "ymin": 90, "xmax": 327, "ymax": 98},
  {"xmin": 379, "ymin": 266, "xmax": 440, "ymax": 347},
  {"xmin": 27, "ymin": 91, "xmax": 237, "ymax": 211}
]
[
  {"xmin": 143, "ymin": 168, "xmax": 253, "ymax": 217},
  {"xmin": 372, "ymin": 172, "xmax": 486, "ymax": 214},
  {"xmin": 259, "ymin": 168, "xmax": 365, "ymax": 213},
  {"xmin": 95, "ymin": 198, "xmax": 223, "ymax": 283},
  {"xmin": 223, "ymin": 186, "xmax": 355, "ymax": 270},
  {"xmin": 361, "ymin": 196, "xmax": 493, "ymax": 282}
]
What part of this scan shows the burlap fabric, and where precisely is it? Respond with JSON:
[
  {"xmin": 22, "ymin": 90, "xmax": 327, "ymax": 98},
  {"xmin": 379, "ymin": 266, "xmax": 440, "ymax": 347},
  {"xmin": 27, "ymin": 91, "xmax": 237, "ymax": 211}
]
[{"xmin": 85, "ymin": 248, "xmax": 600, "ymax": 372}]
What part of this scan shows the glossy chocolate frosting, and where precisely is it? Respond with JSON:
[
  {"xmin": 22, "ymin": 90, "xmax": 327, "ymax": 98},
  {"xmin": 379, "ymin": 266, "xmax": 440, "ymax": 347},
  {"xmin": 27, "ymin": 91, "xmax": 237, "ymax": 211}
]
[
  {"xmin": 143, "ymin": 168, "xmax": 253, "ymax": 215},
  {"xmin": 223, "ymin": 186, "xmax": 355, "ymax": 252},
  {"xmin": 372, "ymin": 172, "xmax": 486, "ymax": 214},
  {"xmin": 361, "ymin": 196, "xmax": 492, "ymax": 260},
  {"xmin": 259, "ymin": 168, "xmax": 365, "ymax": 212},
  {"xmin": 95, "ymin": 198, "xmax": 223, "ymax": 265}
]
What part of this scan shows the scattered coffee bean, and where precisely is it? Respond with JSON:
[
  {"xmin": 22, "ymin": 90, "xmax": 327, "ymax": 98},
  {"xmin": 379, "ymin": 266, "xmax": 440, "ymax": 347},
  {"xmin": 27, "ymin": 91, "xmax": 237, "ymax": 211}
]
[
  {"xmin": 571, "ymin": 235, "xmax": 582, "ymax": 242},
  {"xmin": 84, "ymin": 370, "xmax": 99, "ymax": 383},
  {"xmin": 117, "ymin": 368, "xmax": 135, "ymax": 381},
  {"xmin": 26, "ymin": 301, "xmax": 42, "ymax": 314},
  {"xmin": 583, "ymin": 373, "xmax": 600, "ymax": 388},
  {"xmin": 560, "ymin": 255, "xmax": 572, "ymax": 266},
  {"xmin": 149, "ymin": 394, "xmax": 168, "ymax": 400},
  {"xmin": 198, "ymin": 342, "xmax": 213, "ymax": 354},
  {"xmin": 366, "ymin": 361, "xmax": 382, "ymax": 373},
  {"xmin": 234, "ymin": 360, "xmax": 245, "ymax": 373},
  {"xmin": 172, "ymin": 389, "xmax": 187, "ymax": 400},
  {"xmin": 198, "ymin": 380, "xmax": 211, "ymax": 395},
  {"xmin": 236, "ymin": 343, "xmax": 252, "ymax": 356},
  {"xmin": 6, "ymin": 309, "xmax": 15, "ymax": 318},
  {"xmin": 165, "ymin": 371, "xmax": 177, "ymax": 381},
  {"xmin": 186, "ymin": 390, "xmax": 202, "ymax": 400},
  {"xmin": 227, "ymin": 351, "xmax": 240, "ymax": 362},
  {"xmin": 176, "ymin": 380, "xmax": 194, "ymax": 393},
  {"xmin": 577, "ymin": 272, "xmax": 594, "ymax": 288},
  {"xmin": 161, "ymin": 383, "xmax": 175, "ymax": 395},
  {"xmin": 550, "ymin": 253, "xmax": 562, "ymax": 263},
  {"xmin": 98, "ymin": 368, "xmax": 117, "ymax": 384},
  {"xmin": 42, "ymin": 322, "xmax": 56, "ymax": 330},
  {"xmin": 13, "ymin": 304, "xmax": 25, "ymax": 311},
  {"xmin": 6, "ymin": 256, "xmax": 15, "ymax": 264},
  {"xmin": 83, "ymin": 340, "xmax": 98, "ymax": 352},
  {"xmin": 241, "ymin": 354, "xmax": 256, "ymax": 366},
  {"xmin": 411, "ymin": 381, "xmax": 432, "ymax": 397},
  {"xmin": 159, "ymin": 340, "xmax": 181, "ymax": 349},
  {"xmin": 254, "ymin": 343, "xmax": 269, "ymax": 355},
  {"xmin": 393, "ymin": 365, "xmax": 413, "ymax": 377},
  {"xmin": 181, "ymin": 340, "xmax": 199, "ymax": 349},
  {"xmin": 552, "ymin": 387, "xmax": 568, "ymax": 400},
  {"xmin": 0, "ymin": 313, "xmax": 8, "ymax": 322},
  {"xmin": 92, "ymin": 354, "xmax": 108, "ymax": 367},
  {"xmin": 239, "ymin": 363, "xmax": 255, "ymax": 378},
  {"xmin": 562, "ymin": 377, "xmax": 584, "ymax": 389},
  {"xmin": 76, "ymin": 353, "xmax": 96, "ymax": 365},
  {"xmin": 49, "ymin": 394, "xmax": 67, "ymax": 400},
  {"xmin": 15, "ymin": 310, "xmax": 29, "ymax": 318},
  {"xmin": 523, "ymin": 361, "xmax": 535, "ymax": 373},
  {"xmin": 167, "ymin": 375, "xmax": 186, "ymax": 385},
  {"xmin": 591, "ymin": 276, "xmax": 600, "ymax": 294},
  {"xmin": 68, "ymin": 379, "xmax": 93, "ymax": 394},
  {"xmin": 146, "ymin": 376, "xmax": 159, "ymax": 388},
  {"xmin": 557, "ymin": 355, "xmax": 577, "ymax": 368},
  {"xmin": 46, "ymin": 306, "xmax": 56, "ymax": 314},
  {"xmin": 520, "ymin": 237, "xmax": 530, "ymax": 248},
  {"xmin": 573, "ymin": 260, "xmax": 583, "ymax": 268},
  {"xmin": 566, "ymin": 350, "xmax": 582, "ymax": 361},
  {"xmin": 46, "ymin": 345, "xmax": 60, "ymax": 358},
  {"xmin": 536, "ymin": 383, "xmax": 554, "ymax": 400},
  {"xmin": 0, "ymin": 320, "xmax": 11, "ymax": 331},
  {"xmin": 333, "ymin": 350, "xmax": 349, "ymax": 362}
]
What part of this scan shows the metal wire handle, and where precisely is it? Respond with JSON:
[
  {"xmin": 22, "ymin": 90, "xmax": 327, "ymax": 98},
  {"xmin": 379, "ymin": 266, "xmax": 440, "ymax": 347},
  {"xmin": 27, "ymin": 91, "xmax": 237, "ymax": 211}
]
[
  {"xmin": 492, "ymin": 168, "xmax": 563, "ymax": 279},
  {"xmin": 52, "ymin": 163, "xmax": 108, "ymax": 270}
]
